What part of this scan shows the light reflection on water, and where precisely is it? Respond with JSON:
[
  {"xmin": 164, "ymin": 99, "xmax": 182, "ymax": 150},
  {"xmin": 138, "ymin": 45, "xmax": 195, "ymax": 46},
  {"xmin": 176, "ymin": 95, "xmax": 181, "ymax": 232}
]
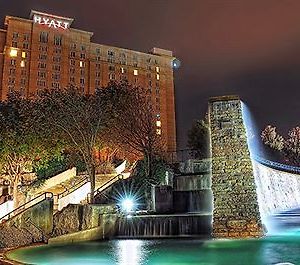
[{"xmin": 7, "ymin": 237, "xmax": 300, "ymax": 265}]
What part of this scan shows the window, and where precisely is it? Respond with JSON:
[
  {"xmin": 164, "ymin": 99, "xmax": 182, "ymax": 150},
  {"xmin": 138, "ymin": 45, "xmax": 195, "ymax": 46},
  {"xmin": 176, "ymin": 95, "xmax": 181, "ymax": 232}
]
[
  {"xmin": 70, "ymin": 51, "xmax": 76, "ymax": 58},
  {"xmin": 39, "ymin": 45, "xmax": 47, "ymax": 52},
  {"xmin": 53, "ymin": 56, "xmax": 61, "ymax": 63},
  {"xmin": 22, "ymin": 51, "xmax": 26, "ymax": 58},
  {"xmin": 156, "ymin": 129, "xmax": 162, "ymax": 135},
  {"xmin": 54, "ymin": 35, "xmax": 62, "ymax": 46},
  {"xmin": 80, "ymin": 61, "xmax": 85, "ymax": 67},
  {"xmin": 39, "ymin": 54, "xmax": 47, "ymax": 60},
  {"xmin": 9, "ymin": 48, "xmax": 18, "ymax": 57},
  {"xmin": 21, "ymin": 69, "xmax": 26, "ymax": 75},
  {"xmin": 37, "ymin": 80, "xmax": 46, "ymax": 87},
  {"xmin": 156, "ymin": 74, "xmax": 160, "ymax": 80},
  {"xmin": 146, "ymin": 73, "xmax": 151, "ymax": 78},
  {"xmin": 38, "ymin": 62, "xmax": 46, "ymax": 69},
  {"xmin": 9, "ymin": 68, "xmax": 15, "ymax": 75},
  {"xmin": 95, "ymin": 79, "xmax": 100, "ymax": 86},
  {"xmin": 54, "ymin": 48, "xmax": 61, "ymax": 54},
  {"xmin": 80, "ymin": 53, "xmax": 86, "ymax": 59},
  {"xmin": 96, "ymin": 56, "xmax": 101, "ymax": 61},
  {"xmin": 119, "ymin": 53, "xmax": 126, "ymax": 64},
  {"xmin": 20, "ymin": 78, "xmax": 26, "ymax": 85},
  {"xmin": 52, "ymin": 73, "xmax": 60, "ymax": 80},
  {"xmin": 23, "ymin": 43, "xmax": 29, "ymax": 49},
  {"xmin": 12, "ymin": 41, "xmax": 17, "ymax": 48},
  {"xmin": 70, "ymin": 43, "xmax": 76, "ymax": 50},
  {"xmin": 38, "ymin": 71, "xmax": 46, "ymax": 78},
  {"xmin": 109, "ymin": 73, "xmax": 115, "ymax": 80},
  {"xmin": 23, "ymin": 33, "xmax": 29, "ymax": 41},
  {"xmin": 156, "ymin": 120, "xmax": 161, "ymax": 127},
  {"xmin": 10, "ymin": 59, "xmax": 16, "ymax": 66},
  {"xmin": 120, "ymin": 67, "xmax": 126, "ymax": 74},
  {"xmin": 80, "ymin": 69, "xmax": 85, "ymax": 76},
  {"xmin": 8, "ymin": 77, "xmax": 15, "ymax": 84},
  {"xmin": 80, "ymin": 78, "xmax": 85, "ymax": 84},
  {"xmin": 96, "ymin": 48, "xmax": 101, "ymax": 54},
  {"xmin": 108, "ymin": 50, "xmax": 114, "ymax": 56},
  {"xmin": 81, "ymin": 45, "xmax": 85, "ymax": 51},
  {"xmin": 96, "ymin": 63, "xmax": 100, "ymax": 69},
  {"xmin": 70, "ymin": 60, "xmax": 76, "ymax": 66},
  {"xmin": 69, "ymin": 68, "xmax": 75, "ymax": 74},
  {"xmin": 109, "ymin": 65, "xmax": 115, "ymax": 71},
  {"xmin": 133, "ymin": 69, "xmax": 138, "ymax": 76},
  {"xmin": 53, "ymin": 65, "xmax": 61, "ymax": 71},
  {"xmin": 12, "ymin": 32, "xmax": 19, "ymax": 39},
  {"xmin": 39, "ymin": 32, "xmax": 48, "ymax": 43},
  {"xmin": 156, "ymin": 66, "xmax": 160, "ymax": 73},
  {"xmin": 96, "ymin": 72, "xmax": 100, "ymax": 78},
  {"xmin": 52, "ymin": 82, "xmax": 60, "ymax": 89},
  {"xmin": 70, "ymin": 76, "xmax": 75, "ymax": 82},
  {"xmin": 20, "ymin": 60, "xmax": 25, "ymax": 67}
]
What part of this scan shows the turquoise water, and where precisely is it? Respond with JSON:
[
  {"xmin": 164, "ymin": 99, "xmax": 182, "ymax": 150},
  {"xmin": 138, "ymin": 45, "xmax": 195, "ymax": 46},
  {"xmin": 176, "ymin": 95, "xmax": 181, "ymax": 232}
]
[{"xmin": 7, "ymin": 236, "xmax": 300, "ymax": 265}]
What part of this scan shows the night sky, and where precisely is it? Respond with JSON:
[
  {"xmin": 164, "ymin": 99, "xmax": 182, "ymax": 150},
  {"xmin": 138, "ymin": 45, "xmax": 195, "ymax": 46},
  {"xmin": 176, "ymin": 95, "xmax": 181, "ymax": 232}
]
[{"xmin": 1, "ymin": 0, "xmax": 300, "ymax": 149}]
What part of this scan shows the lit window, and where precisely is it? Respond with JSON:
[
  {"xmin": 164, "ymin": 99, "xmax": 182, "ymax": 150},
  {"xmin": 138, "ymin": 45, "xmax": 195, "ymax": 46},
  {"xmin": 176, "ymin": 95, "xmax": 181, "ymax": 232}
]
[
  {"xmin": 156, "ymin": 66, "xmax": 160, "ymax": 72},
  {"xmin": 20, "ymin": 60, "xmax": 25, "ymax": 67},
  {"xmin": 121, "ymin": 67, "xmax": 125, "ymax": 74},
  {"xmin": 21, "ymin": 51, "xmax": 26, "ymax": 58},
  {"xmin": 156, "ymin": 129, "xmax": 162, "ymax": 135},
  {"xmin": 80, "ymin": 61, "xmax": 84, "ymax": 67},
  {"xmin": 10, "ymin": 48, "xmax": 18, "ymax": 57},
  {"xmin": 156, "ymin": 121, "xmax": 161, "ymax": 127},
  {"xmin": 134, "ymin": 69, "xmax": 138, "ymax": 76},
  {"xmin": 156, "ymin": 74, "xmax": 160, "ymax": 80}
]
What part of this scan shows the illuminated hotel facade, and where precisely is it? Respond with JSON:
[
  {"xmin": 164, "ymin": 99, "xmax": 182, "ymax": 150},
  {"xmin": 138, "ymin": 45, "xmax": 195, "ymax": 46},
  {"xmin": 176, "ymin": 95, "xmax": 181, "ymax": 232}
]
[{"xmin": 0, "ymin": 10, "xmax": 176, "ymax": 152}]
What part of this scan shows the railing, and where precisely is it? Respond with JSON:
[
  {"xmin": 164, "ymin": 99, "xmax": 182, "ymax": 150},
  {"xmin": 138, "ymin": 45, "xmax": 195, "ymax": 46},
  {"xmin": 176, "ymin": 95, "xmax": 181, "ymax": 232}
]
[
  {"xmin": 87, "ymin": 173, "xmax": 123, "ymax": 203},
  {"xmin": 0, "ymin": 192, "xmax": 53, "ymax": 223},
  {"xmin": 56, "ymin": 175, "xmax": 89, "ymax": 200},
  {"xmin": 252, "ymin": 156, "xmax": 300, "ymax": 174}
]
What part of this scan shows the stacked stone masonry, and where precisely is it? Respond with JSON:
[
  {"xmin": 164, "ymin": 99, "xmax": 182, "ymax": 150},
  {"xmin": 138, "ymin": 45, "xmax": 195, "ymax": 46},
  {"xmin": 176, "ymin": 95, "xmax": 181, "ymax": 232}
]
[{"xmin": 208, "ymin": 95, "xmax": 264, "ymax": 238}]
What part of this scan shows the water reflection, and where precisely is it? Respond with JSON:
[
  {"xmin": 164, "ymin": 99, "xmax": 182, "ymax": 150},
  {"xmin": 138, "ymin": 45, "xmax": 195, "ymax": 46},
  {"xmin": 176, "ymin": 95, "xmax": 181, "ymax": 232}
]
[{"xmin": 117, "ymin": 240, "xmax": 145, "ymax": 265}]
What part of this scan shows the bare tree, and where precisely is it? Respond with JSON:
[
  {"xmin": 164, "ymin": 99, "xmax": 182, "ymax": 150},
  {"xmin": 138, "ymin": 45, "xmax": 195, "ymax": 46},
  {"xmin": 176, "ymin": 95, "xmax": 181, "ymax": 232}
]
[{"xmin": 36, "ymin": 86, "xmax": 110, "ymax": 203}]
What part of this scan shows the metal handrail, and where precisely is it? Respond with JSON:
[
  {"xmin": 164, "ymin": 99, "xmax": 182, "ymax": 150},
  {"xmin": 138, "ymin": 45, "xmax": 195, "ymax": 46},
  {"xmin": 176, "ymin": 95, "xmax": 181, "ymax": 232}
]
[
  {"xmin": 87, "ymin": 162, "xmax": 138, "ymax": 203},
  {"xmin": 56, "ymin": 175, "xmax": 89, "ymax": 199},
  {"xmin": 87, "ymin": 173, "xmax": 123, "ymax": 203},
  {"xmin": 0, "ymin": 192, "xmax": 53, "ymax": 223}
]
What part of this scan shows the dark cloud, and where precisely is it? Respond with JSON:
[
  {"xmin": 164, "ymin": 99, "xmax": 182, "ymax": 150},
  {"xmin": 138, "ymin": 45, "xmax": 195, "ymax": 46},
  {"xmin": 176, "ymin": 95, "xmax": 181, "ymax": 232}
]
[{"xmin": 1, "ymin": 0, "xmax": 300, "ymax": 148}]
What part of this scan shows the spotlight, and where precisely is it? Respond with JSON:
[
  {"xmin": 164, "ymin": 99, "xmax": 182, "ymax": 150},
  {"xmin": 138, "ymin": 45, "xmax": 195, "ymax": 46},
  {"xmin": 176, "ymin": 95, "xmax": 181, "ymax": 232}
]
[
  {"xmin": 120, "ymin": 198, "xmax": 135, "ymax": 213},
  {"xmin": 172, "ymin": 58, "xmax": 181, "ymax": 69}
]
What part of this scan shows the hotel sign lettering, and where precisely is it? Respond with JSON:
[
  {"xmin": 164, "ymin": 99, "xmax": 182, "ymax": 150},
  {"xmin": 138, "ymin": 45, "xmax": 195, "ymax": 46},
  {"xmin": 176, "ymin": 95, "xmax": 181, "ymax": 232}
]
[{"xmin": 33, "ymin": 14, "xmax": 70, "ymax": 30}]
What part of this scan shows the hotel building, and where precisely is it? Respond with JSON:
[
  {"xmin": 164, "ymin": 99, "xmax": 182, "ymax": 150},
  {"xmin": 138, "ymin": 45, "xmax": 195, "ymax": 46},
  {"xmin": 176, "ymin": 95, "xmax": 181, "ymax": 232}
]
[{"xmin": 0, "ymin": 10, "xmax": 176, "ymax": 152}]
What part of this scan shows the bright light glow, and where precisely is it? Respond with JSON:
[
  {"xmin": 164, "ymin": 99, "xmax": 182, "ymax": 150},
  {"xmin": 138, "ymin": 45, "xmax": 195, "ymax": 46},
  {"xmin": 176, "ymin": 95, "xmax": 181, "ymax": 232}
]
[
  {"xmin": 156, "ymin": 66, "xmax": 160, "ymax": 72},
  {"xmin": 156, "ymin": 74, "xmax": 160, "ymax": 80},
  {"xmin": 10, "ymin": 48, "xmax": 18, "ymax": 57},
  {"xmin": 121, "ymin": 198, "xmax": 135, "ymax": 213},
  {"xmin": 156, "ymin": 128, "xmax": 161, "ymax": 135},
  {"xmin": 22, "ymin": 51, "xmax": 26, "ymax": 58},
  {"xmin": 156, "ymin": 120, "xmax": 161, "ymax": 127},
  {"xmin": 133, "ymin": 69, "xmax": 138, "ymax": 76},
  {"xmin": 80, "ymin": 61, "xmax": 84, "ymax": 67},
  {"xmin": 121, "ymin": 67, "xmax": 125, "ymax": 74},
  {"xmin": 20, "ymin": 60, "xmax": 25, "ymax": 67}
]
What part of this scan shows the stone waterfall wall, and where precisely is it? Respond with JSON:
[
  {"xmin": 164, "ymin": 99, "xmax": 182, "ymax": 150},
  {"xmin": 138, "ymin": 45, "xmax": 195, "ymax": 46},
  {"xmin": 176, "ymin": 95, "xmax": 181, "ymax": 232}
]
[
  {"xmin": 209, "ymin": 95, "xmax": 263, "ymax": 238},
  {"xmin": 253, "ymin": 161, "xmax": 300, "ymax": 220}
]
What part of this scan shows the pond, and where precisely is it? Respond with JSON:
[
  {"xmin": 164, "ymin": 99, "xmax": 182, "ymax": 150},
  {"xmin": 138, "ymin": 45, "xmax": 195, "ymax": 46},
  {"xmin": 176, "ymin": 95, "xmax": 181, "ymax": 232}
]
[{"xmin": 7, "ymin": 234, "xmax": 300, "ymax": 265}]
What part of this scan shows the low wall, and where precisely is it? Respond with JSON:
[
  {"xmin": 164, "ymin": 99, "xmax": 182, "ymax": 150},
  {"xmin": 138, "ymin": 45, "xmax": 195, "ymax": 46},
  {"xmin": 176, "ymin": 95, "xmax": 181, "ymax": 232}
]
[
  {"xmin": 0, "ymin": 198, "xmax": 53, "ymax": 248},
  {"xmin": 52, "ymin": 204, "xmax": 118, "ymax": 238}
]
